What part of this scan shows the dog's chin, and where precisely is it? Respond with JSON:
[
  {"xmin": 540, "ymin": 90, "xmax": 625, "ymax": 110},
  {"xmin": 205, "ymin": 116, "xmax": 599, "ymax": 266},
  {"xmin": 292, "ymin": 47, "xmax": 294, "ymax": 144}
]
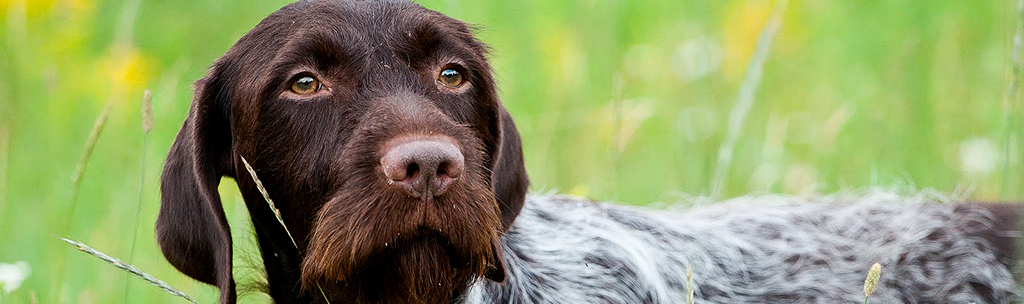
[
  {"xmin": 308, "ymin": 230, "xmax": 482, "ymax": 304},
  {"xmin": 301, "ymin": 178, "xmax": 503, "ymax": 302}
]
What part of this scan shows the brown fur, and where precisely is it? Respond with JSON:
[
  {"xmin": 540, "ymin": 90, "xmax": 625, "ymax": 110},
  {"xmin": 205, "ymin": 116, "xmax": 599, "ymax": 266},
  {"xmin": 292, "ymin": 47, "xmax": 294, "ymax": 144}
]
[{"xmin": 157, "ymin": 1, "xmax": 527, "ymax": 303}]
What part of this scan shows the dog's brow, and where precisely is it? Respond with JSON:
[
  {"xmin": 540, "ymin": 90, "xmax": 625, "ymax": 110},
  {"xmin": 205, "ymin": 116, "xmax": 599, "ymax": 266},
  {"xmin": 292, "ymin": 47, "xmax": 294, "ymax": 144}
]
[
  {"xmin": 287, "ymin": 30, "xmax": 362, "ymax": 66},
  {"xmin": 258, "ymin": 30, "xmax": 369, "ymax": 94},
  {"xmin": 398, "ymin": 22, "xmax": 479, "ymax": 68}
]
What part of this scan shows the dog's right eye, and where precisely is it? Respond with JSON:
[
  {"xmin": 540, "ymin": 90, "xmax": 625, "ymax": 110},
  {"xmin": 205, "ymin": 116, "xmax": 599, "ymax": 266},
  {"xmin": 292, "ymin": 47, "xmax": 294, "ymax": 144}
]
[
  {"xmin": 290, "ymin": 76, "xmax": 322, "ymax": 95},
  {"xmin": 438, "ymin": 68, "xmax": 465, "ymax": 89}
]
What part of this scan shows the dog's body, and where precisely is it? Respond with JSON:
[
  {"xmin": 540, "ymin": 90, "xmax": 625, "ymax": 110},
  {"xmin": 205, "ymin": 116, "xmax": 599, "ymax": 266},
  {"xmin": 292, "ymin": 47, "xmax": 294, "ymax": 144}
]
[
  {"xmin": 468, "ymin": 194, "xmax": 1019, "ymax": 304},
  {"xmin": 156, "ymin": 0, "xmax": 1022, "ymax": 303}
]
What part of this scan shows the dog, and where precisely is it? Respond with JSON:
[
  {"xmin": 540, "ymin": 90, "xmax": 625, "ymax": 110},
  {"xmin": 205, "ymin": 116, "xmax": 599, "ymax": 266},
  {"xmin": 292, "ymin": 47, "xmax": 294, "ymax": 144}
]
[{"xmin": 157, "ymin": 0, "xmax": 1023, "ymax": 303}]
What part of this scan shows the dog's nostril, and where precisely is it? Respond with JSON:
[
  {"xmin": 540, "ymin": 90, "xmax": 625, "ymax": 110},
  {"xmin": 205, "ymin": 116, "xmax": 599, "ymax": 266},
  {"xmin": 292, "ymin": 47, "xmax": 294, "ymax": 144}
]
[
  {"xmin": 406, "ymin": 163, "xmax": 420, "ymax": 181},
  {"xmin": 436, "ymin": 162, "xmax": 448, "ymax": 177},
  {"xmin": 435, "ymin": 160, "xmax": 463, "ymax": 180}
]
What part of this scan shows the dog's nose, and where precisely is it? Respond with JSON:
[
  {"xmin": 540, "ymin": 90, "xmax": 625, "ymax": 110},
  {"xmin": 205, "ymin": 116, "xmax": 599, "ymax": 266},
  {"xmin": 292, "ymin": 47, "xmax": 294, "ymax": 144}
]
[{"xmin": 380, "ymin": 138, "xmax": 464, "ymax": 198}]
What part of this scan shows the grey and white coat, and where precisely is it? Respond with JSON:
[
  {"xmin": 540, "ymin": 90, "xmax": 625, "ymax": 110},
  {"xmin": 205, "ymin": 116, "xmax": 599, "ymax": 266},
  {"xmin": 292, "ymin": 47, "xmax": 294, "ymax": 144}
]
[{"xmin": 464, "ymin": 192, "xmax": 1021, "ymax": 304}]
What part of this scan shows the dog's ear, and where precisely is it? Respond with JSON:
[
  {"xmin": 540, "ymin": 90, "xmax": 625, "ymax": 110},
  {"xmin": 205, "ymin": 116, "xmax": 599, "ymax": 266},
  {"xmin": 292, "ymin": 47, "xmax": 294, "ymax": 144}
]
[
  {"xmin": 491, "ymin": 104, "xmax": 529, "ymax": 231},
  {"xmin": 157, "ymin": 65, "xmax": 237, "ymax": 304}
]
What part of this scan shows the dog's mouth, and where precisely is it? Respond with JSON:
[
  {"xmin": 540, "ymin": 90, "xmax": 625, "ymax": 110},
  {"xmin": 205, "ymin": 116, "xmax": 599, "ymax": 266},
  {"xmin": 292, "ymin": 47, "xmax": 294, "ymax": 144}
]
[
  {"xmin": 300, "ymin": 184, "xmax": 503, "ymax": 292},
  {"xmin": 302, "ymin": 223, "xmax": 492, "ymax": 304},
  {"xmin": 350, "ymin": 227, "xmax": 471, "ymax": 274}
]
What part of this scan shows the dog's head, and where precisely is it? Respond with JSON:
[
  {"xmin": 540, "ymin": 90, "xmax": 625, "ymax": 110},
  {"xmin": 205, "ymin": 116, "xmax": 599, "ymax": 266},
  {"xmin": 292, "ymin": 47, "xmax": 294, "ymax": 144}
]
[{"xmin": 156, "ymin": 1, "xmax": 529, "ymax": 303}]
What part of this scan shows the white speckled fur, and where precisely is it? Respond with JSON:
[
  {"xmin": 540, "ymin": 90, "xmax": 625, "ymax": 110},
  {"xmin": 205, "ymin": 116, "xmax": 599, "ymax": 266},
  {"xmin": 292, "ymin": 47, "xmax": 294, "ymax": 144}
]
[{"xmin": 461, "ymin": 191, "xmax": 1020, "ymax": 304}]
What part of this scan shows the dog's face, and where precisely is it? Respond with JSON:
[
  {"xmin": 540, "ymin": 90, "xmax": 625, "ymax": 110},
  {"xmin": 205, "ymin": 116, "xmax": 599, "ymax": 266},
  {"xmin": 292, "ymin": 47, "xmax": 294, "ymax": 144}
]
[{"xmin": 156, "ymin": 1, "xmax": 529, "ymax": 303}]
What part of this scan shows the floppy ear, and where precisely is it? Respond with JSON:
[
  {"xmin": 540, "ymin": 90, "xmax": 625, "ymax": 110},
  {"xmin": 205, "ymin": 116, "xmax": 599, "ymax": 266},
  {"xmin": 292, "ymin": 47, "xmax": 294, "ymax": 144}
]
[
  {"xmin": 491, "ymin": 104, "xmax": 529, "ymax": 231},
  {"xmin": 157, "ymin": 69, "xmax": 237, "ymax": 304}
]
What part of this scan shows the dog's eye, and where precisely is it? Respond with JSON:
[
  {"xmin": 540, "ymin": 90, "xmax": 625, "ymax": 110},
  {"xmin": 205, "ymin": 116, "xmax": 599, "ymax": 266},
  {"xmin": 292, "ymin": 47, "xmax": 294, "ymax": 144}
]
[
  {"xmin": 437, "ymin": 68, "xmax": 464, "ymax": 88},
  {"xmin": 290, "ymin": 76, "xmax": 322, "ymax": 95}
]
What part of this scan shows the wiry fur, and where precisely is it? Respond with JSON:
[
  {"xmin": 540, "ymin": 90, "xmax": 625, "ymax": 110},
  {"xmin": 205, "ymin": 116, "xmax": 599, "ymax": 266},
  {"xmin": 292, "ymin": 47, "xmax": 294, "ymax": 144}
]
[{"xmin": 463, "ymin": 192, "xmax": 1021, "ymax": 304}]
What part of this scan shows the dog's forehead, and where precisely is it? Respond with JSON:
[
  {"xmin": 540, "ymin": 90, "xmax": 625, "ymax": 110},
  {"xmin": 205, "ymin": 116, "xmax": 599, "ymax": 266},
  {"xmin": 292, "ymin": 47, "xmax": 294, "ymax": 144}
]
[
  {"xmin": 222, "ymin": 0, "xmax": 483, "ymax": 86},
  {"xmin": 213, "ymin": 0, "xmax": 487, "ymax": 102},
  {"xmin": 264, "ymin": 0, "xmax": 461, "ymax": 46}
]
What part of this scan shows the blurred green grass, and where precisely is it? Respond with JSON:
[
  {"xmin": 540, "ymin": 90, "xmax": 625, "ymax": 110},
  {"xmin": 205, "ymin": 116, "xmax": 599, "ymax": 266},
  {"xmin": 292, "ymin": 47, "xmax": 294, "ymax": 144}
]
[{"xmin": 1, "ymin": 0, "xmax": 1022, "ymax": 303}]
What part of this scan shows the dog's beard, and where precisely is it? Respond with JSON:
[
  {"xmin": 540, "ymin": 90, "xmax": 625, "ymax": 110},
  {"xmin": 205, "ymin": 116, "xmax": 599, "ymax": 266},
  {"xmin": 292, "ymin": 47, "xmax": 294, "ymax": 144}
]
[
  {"xmin": 310, "ymin": 230, "xmax": 479, "ymax": 304},
  {"xmin": 301, "ymin": 167, "xmax": 502, "ymax": 304}
]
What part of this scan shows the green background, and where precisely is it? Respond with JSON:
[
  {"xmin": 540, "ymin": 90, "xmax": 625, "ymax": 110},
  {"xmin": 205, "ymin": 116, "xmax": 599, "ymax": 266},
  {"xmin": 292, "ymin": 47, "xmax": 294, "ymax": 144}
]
[{"xmin": 1, "ymin": 0, "xmax": 1022, "ymax": 303}]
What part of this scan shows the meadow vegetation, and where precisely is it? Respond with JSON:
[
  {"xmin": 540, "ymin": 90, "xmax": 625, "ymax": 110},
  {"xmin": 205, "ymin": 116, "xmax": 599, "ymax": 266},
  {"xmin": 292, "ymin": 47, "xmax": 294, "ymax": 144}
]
[{"xmin": 0, "ymin": 0, "xmax": 1021, "ymax": 303}]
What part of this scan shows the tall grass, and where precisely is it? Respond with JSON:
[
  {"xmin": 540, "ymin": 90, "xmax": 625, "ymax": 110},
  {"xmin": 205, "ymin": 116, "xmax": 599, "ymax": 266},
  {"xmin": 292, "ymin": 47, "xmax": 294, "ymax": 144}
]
[
  {"xmin": 0, "ymin": 126, "xmax": 8, "ymax": 218},
  {"xmin": 52, "ymin": 102, "xmax": 113, "ymax": 301},
  {"xmin": 65, "ymin": 103, "xmax": 114, "ymax": 229},
  {"xmin": 1002, "ymin": 0, "xmax": 1024, "ymax": 199},
  {"xmin": 54, "ymin": 92, "xmax": 195, "ymax": 304},
  {"xmin": 124, "ymin": 89, "xmax": 154, "ymax": 302},
  {"xmin": 709, "ymin": 0, "xmax": 789, "ymax": 199}
]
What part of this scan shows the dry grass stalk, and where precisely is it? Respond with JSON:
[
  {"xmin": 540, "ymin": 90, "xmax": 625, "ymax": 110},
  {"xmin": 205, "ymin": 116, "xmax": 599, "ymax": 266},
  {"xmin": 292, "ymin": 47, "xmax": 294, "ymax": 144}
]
[
  {"xmin": 69, "ymin": 102, "xmax": 113, "ymax": 205},
  {"xmin": 54, "ymin": 102, "xmax": 114, "ymax": 299},
  {"xmin": 142, "ymin": 89, "xmax": 154, "ymax": 133},
  {"xmin": 710, "ymin": 0, "xmax": 790, "ymax": 199},
  {"xmin": 684, "ymin": 264, "xmax": 695, "ymax": 304},
  {"xmin": 60, "ymin": 237, "xmax": 199, "ymax": 304},
  {"xmin": 240, "ymin": 156, "xmax": 330, "ymax": 302},
  {"xmin": 240, "ymin": 156, "xmax": 297, "ymax": 247}
]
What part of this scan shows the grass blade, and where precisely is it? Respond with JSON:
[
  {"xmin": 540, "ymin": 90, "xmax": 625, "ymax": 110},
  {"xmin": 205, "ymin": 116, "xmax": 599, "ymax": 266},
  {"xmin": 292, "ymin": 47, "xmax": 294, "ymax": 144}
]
[
  {"xmin": 0, "ymin": 125, "xmax": 8, "ymax": 217},
  {"xmin": 60, "ymin": 237, "xmax": 200, "ymax": 304},
  {"xmin": 684, "ymin": 264, "xmax": 695, "ymax": 304},
  {"xmin": 125, "ymin": 89, "xmax": 154, "ymax": 302},
  {"xmin": 240, "ymin": 156, "xmax": 330, "ymax": 303},
  {"xmin": 239, "ymin": 156, "xmax": 297, "ymax": 248},
  {"xmin": 1001, "ymin": 0, "xmax": 1024, "ymax": 198},
  {"xmin": 67, "ymin": 102, "xmax": 114, "ymax": 226},
  {"xmin": 53, "ymin": 102, "xmax": 113, "ymax": 300},
  {"xmin": 710, "ymin": 0, "xmax": 789, "ymax": 199}
]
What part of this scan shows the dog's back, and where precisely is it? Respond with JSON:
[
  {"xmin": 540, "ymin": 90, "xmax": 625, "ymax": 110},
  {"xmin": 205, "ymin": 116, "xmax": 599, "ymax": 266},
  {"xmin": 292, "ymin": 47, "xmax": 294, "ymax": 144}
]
[
  {"xmin": 961, "ymin": 203, "xmax": 1024, "ymax": 296},
  {"xmin": 463, "ymin": 193, "xmax": 1022, "ymax": 304}
]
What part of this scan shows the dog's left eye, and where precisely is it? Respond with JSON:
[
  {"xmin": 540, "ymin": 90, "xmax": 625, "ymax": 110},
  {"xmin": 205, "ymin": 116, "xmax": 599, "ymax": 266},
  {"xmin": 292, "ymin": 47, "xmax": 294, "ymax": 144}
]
[
  {"xmin": 290, "ymin": 76, "xmax": 322, "ymax": 95},
  {"xmin": 438, "ymin": 68, "xmax": 465, "ymax": 88}
]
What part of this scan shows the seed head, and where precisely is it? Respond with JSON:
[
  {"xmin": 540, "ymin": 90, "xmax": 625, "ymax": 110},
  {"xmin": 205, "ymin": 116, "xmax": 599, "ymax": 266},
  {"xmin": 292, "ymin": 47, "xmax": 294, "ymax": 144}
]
[
  {"xmin": 141, "ymin": 90, "xmax": 154, "ymax": 134},
  {"xmin": 863, "ymin": 263, "xmax": 882, "ymax": 298}
]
